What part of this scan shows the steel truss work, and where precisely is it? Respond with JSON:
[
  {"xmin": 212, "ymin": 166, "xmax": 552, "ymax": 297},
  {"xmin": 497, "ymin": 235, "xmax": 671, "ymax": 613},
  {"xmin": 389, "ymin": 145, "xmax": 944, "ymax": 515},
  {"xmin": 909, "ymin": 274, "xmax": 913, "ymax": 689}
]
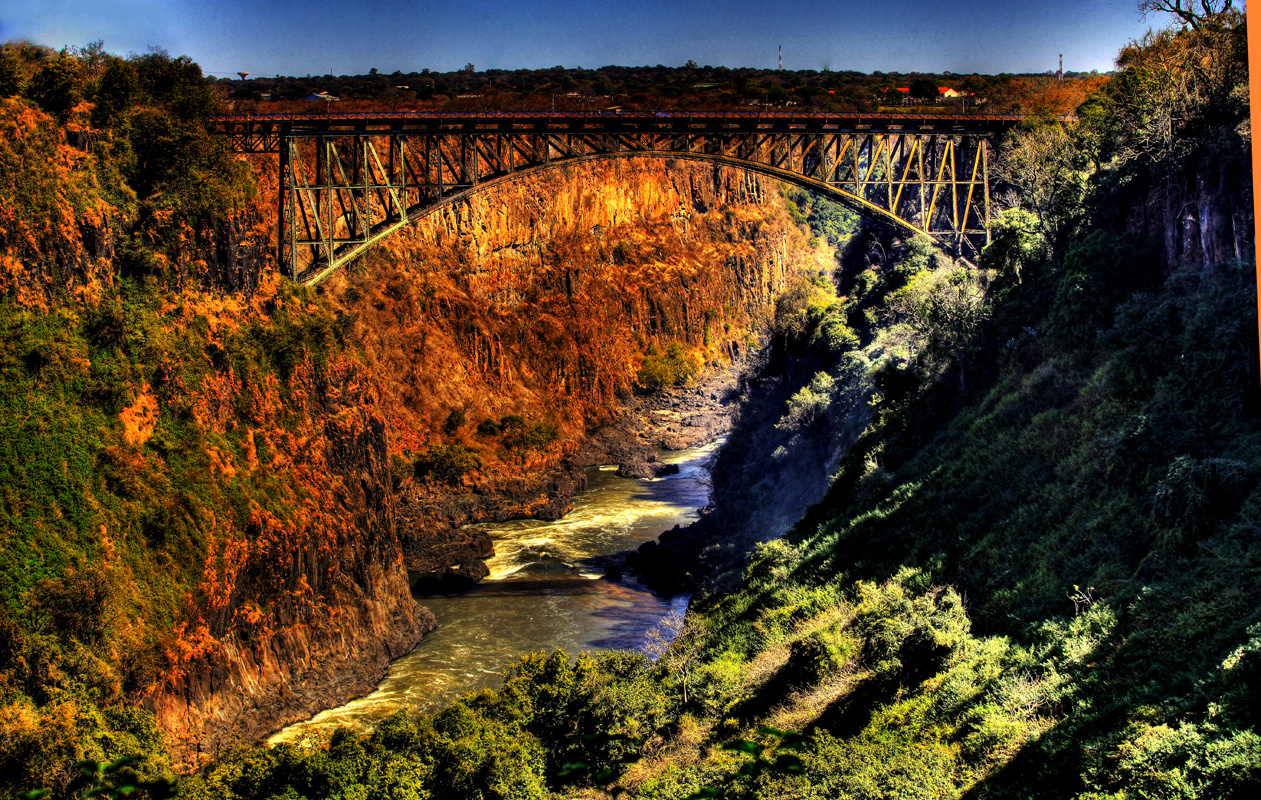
[{"xmin": 218, "ymin": 112, "xmax": 1014, "ymax": 285}]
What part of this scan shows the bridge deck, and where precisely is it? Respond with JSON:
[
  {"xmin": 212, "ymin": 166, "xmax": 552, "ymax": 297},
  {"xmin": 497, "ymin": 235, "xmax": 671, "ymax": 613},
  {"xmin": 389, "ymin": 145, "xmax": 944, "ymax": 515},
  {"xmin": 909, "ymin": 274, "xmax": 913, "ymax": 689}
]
[{"xmin": 215, "ymin": 110, "xmax": 1032, "ymax": 148}]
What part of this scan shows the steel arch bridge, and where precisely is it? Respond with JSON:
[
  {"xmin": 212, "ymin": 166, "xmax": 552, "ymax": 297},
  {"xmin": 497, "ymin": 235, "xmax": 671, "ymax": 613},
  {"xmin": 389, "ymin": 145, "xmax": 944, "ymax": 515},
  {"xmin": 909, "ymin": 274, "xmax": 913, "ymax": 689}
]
[{"xmin": 216, "ymin": 111, "xmax": 1027, "ymax": 286}]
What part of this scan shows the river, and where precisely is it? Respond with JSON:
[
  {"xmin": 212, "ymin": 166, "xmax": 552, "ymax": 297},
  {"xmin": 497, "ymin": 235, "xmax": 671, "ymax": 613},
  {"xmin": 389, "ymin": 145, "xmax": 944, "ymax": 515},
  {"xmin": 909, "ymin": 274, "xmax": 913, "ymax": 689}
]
[{"xmin": 268, "ymin": 438, "xmax": 719, "ymax": 746}]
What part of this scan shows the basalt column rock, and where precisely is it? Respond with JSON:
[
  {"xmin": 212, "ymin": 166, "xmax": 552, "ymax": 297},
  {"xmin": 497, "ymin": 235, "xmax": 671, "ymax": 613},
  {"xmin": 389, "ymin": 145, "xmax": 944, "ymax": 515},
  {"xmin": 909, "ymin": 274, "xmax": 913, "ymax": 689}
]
[
  {"xmin": 145, "ymin": 360, "xmax": 437, "ymax": 768},
  {"xmin": 315, "ymin": 159, "xmax": 821, "ymax": 563}
]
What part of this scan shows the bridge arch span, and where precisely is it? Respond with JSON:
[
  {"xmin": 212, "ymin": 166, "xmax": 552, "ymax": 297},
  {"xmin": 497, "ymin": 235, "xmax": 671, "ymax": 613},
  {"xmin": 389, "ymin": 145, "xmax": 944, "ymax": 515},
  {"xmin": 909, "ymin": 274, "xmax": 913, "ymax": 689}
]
[
  {"xmin": 300, "ymin": 151, "xmax": 949, "ymax": 286},
  {"xmin": 218, "ymin": 112, "xmax": 1013, "ymax": 285}
]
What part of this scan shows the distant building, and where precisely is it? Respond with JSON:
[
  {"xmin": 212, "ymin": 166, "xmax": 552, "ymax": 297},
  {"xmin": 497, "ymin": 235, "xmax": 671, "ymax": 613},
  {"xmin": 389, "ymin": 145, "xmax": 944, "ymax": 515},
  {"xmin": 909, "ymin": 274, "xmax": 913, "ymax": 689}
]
[
  {"xmin": 304, "ymin": 92, "xmax": 339, "ymax": 102},
  {"xmin": 892, "ymin": 86, "xmax": 971, "ymax": 105}
]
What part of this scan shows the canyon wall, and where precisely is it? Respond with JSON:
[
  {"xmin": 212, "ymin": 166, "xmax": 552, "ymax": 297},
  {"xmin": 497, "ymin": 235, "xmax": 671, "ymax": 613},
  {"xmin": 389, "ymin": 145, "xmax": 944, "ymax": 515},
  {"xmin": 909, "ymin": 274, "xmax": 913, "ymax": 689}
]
[
  {"xmin": 0, "ymin": 98, "xmax": 823, "ymax": 770},
  {"xmin": 315, "ymin": 158, "xmax": 826, "ymax": 583},
  {"xmin": 124, "ymin": 156, "xmax": 817, "ymax": 763}
]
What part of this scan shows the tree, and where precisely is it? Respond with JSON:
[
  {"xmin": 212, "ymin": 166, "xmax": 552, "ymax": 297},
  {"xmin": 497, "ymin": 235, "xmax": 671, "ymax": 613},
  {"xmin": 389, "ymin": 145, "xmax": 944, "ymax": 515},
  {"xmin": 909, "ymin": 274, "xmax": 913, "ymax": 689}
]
[
  {"xmin": 0, "ymin": 44, "xmax": 24, "ymax": 97},
  {"xmin": 132, "ymin": 49, "xmax": 216, "ymax": 120},
  {"xmin": 996, "ymin": 125, "xmax": 1085, "ymax": 255},
  {"xmin": 909, "ymin": 78, "xmax": 939, "ymax": 102},
  {"xmin": 1138, "ymin": 0, "xmax": 1235, "ymax": 29},
  {"xmin": 889, "ymin": 264, "xmax": 990, "ymax": 361},
  {"xmin": 644, "ymin": 610, "xmax": 707, "ymax": 705},
  {"xmin": 91, "ymin": 57, "xmax": 137, "ymax": 127},
  {"xmin": 26, "ymin": 56, "xmax": 82, "ymax": 118}
]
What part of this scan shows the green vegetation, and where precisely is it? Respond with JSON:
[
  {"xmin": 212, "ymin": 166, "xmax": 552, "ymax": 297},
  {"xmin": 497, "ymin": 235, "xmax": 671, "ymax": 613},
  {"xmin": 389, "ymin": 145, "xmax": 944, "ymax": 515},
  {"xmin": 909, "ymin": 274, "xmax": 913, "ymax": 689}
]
[
  {"xmin": 414, "ymin": 444, "xmax": 482, "ymax": 485},
  {"xmin": 0, "ymin": 277, "xmax": 357, "ymax": 794},
  {"xmin": 476, "ymin": 418, "xmax": 501, "ymax": 437},
  {"xmin": 638, "ymin": 342, "xmax": 701, "ymax": 392},
  {"xmin": 179, "ymin": 651, "xmax": 675, "ymax": 800},
  {"xmin": 781, "ymin": 185, "xmax": 859, "ymax": 252},
  {"xmin": 0, "ymin": 41, "xmax": 254, "ymax": 286},
  {"xmin": 215, "ymin": 59, "xmax": 1104, "ymax": 116},
  {"xmin": 443, "ymin": 408, "xmax": 467, "ymax": 434},
  {"xmin": 498, "ymin": 416, "xmax": 561, "ymax": 451},
  {"xmin": 0, "ymin": 41, "xmax": 364, "ymax": 797}
]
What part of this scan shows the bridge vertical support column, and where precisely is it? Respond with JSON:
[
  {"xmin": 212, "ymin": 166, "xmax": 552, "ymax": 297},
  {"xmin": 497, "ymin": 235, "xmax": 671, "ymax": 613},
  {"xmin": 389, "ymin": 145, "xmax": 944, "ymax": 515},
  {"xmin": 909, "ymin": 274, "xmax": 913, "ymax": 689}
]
[
  {"xmin": 433, "ymin": 137, "xmax": 443, "ymax": 201},
  {"xmin": 885, "ymin": 133, "xmax": 894, "ymax": 214},
  {"xmin": 287, "ymin": 137, "xmax": 299, "ymax": 281},
  {"xmin": 982, "ymin": 138, "xmax": 991, "ymax": 247},
  {"xmin": 950, "ymin": 137, "xmax": 961, "ymax": 257},
  {"xmin": 917, "ymin": 135, "xmax": 926, "ymax": 231},
  {"xmin": 277, "ymin": 132, "xmax": 289, "ymax": 275}
]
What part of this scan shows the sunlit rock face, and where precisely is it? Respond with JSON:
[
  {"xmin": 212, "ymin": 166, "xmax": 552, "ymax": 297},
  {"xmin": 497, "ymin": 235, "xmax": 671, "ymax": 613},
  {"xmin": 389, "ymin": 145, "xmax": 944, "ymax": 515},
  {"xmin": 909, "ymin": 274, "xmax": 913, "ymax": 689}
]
[{"xmin": 138, "ymin": 156, "xmax": 823, "ymax": 767}]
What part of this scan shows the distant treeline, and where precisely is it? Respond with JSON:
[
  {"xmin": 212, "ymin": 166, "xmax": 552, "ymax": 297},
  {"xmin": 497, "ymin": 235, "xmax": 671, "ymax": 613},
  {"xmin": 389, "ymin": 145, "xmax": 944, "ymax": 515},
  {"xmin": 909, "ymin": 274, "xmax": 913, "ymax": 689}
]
[
  {"xmin": 213, "ymin": 61, "xmax": 1109, "ymax": 116},
  {"xmin": 1, "ymin": 38, "xmax": 1108, "ymax": 117}
]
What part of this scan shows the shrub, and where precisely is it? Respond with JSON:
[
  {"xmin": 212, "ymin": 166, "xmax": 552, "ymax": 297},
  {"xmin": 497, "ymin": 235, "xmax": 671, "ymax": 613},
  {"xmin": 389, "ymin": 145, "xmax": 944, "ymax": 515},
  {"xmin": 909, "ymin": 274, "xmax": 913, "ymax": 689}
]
[
  {"xmin": 443, "ymin": 408, "xmax": 466, "ymax": 434},
  {"xmin": 787, "ymin": 626, "xmax": 860, "ymax": 684},
  {"xmin": 499, "ymin": 414, "xmax": 526, "ymax": 432},
  {"xmin": 500, "ymin": 417, "xmax": 559, "ymax": 451},
  {"xmin": 35, "ymin": 566, "xmax": 119, "ymax": 644},
  {"xmin": 476, "ymin": 418, "xmax": 500, "ymax": 437},
  {"xmin": 389, "ymin": 453, "xmax": 412, "ymax": 489},
  {"xmin": 776, "ymin": 371, "xmax": 837, "ymax": 432},
  {"xmin": 1047, "ymin": 230, "xmax": 1156, "ymax": 347},
  {"xmin": 638, "ymin": 342, "xmax": 699, "ymax": 392},
  {"xmin": 414, "ymin": 444, "xmax": 482, "ymax": 485}
]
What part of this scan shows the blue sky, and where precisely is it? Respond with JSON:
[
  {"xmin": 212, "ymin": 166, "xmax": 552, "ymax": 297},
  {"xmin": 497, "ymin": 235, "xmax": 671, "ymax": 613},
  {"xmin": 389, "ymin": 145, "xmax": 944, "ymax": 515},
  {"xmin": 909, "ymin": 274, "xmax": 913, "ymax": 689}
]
[{"xmin": 3, "ymin": 0, "xmax": 1160, "ymax": 77}]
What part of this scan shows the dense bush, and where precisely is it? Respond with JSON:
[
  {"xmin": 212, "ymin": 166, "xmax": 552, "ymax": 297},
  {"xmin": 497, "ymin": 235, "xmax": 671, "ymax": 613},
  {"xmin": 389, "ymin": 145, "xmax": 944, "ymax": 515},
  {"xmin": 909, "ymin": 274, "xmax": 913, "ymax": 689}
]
[
  {"xmin": 637, "ymin": 342, "xmax": 699, "ymax": 392},
  {"xmin": 499, "ymin": 416, "xmax": 560, "ymax": 451},
  {"xmin": 414, "ymin": 444, "xmax": 482, "ymax": 484},
  {"xmin": 443, "ymin": 407, "xmax": 466, "ymax": 434},
  {"xmin": 179, "ymin": 650, "xmax": 677, "ymax": 799}
]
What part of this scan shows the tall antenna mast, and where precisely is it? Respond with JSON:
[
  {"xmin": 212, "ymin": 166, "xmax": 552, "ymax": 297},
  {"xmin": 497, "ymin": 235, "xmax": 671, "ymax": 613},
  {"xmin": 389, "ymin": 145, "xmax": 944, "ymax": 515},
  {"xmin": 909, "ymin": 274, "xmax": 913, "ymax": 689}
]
[
  {"xmin": 779, "ymin": 45, "xmax": 783, "ymax": 71},
  {"xmin": 1057, "ymin": 54, "xmax": 1063, "ymax": 83}
]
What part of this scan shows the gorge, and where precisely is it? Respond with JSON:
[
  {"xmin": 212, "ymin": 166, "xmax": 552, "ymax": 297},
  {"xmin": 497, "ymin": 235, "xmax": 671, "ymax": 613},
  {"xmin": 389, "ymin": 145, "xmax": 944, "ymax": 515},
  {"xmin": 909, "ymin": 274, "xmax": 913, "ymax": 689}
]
[
  {"xmin": 3, "ymin": 14, "xmax": 1260, "ymax": 797},
  {"xmin": 0, "ymin": 83, "xmax": 830, "ymax": 774}
]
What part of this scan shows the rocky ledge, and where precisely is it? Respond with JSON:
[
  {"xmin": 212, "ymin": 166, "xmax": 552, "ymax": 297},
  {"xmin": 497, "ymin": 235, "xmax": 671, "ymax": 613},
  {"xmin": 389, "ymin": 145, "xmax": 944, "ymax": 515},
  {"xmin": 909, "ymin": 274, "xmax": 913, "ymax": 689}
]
[
  {"xmin": 573, "ymin": 361, "xmax": 740, "ymax": 474},
  {"xmin": 625, "ymin": 510, "xmax": 719, "ymax": 593},
  {"xmin": 396, "ymin": 363, "xmax": 740, "ymax": 591}
]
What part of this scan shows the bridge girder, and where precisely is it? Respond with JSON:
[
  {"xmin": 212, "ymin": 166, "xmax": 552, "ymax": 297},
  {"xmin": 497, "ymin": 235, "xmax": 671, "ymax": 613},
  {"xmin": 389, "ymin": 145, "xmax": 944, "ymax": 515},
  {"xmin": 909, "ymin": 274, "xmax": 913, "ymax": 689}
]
[{"xmin": 219, "ymin": 113, "xmax": 1003, "ymax": 285}]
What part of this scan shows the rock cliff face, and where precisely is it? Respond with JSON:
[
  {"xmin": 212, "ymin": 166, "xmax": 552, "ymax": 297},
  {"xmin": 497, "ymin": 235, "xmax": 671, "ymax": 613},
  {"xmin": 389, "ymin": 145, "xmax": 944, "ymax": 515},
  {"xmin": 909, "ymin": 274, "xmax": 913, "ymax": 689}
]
[
  {"xmin": 142, "ymin": 352, "xmax": 436, "ymax": 766},
  {"xmin": 1113, "ymin": 142, "xmax": 1252, "ymax": 272},
  {"xmin": 317, "ymin": 157, "xmax": 822, "ymax": 584}
]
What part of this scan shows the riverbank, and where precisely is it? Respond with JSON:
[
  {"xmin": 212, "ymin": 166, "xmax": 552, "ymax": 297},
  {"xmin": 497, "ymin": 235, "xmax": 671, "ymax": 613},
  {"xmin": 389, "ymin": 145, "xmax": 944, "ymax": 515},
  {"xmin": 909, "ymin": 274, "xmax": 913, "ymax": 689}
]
[{"xmin": 397, "ymin": 361, "xmax": 741, "ymax": 591}]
